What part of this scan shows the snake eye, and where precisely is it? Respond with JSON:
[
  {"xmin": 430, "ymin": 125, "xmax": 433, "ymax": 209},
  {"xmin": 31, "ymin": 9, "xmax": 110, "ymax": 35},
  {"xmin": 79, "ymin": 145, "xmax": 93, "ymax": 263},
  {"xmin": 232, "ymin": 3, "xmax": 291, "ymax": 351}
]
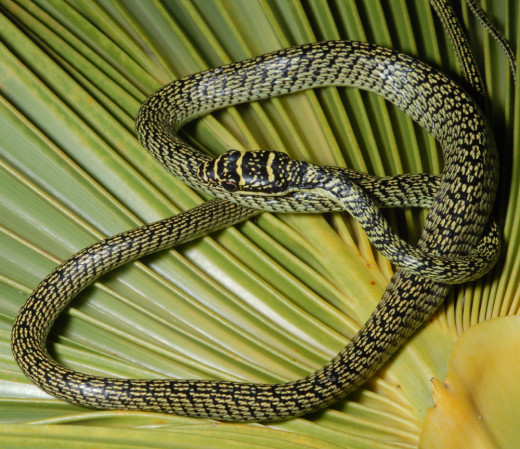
[{"xmin": 222, "ymin": 181, "xmax": 238, "ymax": 192}]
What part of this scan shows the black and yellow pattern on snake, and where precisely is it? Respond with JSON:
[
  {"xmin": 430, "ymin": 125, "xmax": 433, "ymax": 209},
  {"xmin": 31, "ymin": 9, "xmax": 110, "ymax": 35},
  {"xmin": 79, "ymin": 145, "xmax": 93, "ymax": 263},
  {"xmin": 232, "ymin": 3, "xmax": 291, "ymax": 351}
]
[{"xmin": 11, "ymin": 38, "xmax": 499, "ymax": 421}]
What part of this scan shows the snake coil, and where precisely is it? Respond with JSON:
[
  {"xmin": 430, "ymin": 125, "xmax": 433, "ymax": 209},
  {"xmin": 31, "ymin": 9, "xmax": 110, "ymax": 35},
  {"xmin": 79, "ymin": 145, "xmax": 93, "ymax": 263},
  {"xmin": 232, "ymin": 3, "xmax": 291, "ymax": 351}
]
[{"xmin": 12, "ymin": 0, "xmax": 512, "ymax": 422}]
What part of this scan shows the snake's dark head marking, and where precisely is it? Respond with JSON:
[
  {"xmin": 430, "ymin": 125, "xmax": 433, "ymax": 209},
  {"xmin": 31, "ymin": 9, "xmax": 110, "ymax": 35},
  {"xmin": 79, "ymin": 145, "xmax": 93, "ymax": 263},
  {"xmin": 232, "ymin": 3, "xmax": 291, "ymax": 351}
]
[{"xmin": 197, "ymin": 150, "xmax": 303, "ymax": 195}]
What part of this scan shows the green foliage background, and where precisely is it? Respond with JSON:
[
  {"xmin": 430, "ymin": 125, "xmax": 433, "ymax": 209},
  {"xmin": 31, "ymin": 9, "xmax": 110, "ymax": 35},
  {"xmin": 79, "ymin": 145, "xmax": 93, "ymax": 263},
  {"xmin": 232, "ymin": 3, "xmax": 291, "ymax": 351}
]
[{"xmin": 0, "ymin": 0, "xmax": 518, "ymax": 448}]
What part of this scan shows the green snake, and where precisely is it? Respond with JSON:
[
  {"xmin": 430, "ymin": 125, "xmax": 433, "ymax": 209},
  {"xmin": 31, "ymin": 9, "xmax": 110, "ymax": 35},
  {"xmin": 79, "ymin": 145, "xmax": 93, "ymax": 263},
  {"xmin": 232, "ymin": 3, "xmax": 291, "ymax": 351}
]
[{"xmin": 11, "ymin": 1, "xmax": 511, "ymax": 422}]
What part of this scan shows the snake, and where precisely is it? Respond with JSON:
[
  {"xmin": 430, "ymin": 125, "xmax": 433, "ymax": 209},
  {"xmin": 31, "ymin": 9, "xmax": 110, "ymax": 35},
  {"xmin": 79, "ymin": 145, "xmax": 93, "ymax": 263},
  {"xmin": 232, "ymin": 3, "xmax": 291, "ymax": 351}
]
[{"xmin": 11, "ymin": 0, "xmax": 512, "ymax": 422}]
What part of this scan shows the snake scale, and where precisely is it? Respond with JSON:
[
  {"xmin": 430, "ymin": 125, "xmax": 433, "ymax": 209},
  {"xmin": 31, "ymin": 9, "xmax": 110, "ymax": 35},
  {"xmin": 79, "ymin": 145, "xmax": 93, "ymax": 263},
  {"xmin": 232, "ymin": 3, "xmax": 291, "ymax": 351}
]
[{"xmin": 11, "ymin": 1, "xmax": 511, "ymax": 421}]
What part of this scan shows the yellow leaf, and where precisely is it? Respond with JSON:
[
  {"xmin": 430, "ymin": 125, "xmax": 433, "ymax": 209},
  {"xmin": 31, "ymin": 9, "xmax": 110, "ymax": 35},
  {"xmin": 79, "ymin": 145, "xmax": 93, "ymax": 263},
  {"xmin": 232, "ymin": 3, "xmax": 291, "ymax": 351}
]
[{"xmin": 421, "ymin": 316, "xmax": 520, "ymax": 449}]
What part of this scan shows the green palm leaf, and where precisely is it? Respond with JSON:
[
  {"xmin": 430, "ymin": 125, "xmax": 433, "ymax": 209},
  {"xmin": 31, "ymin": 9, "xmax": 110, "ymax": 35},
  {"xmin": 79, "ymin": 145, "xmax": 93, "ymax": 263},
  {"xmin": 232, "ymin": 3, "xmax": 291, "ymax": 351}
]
[{"xmin": 0, "ymin": 0, "xmax": 517, "ymax": 448}]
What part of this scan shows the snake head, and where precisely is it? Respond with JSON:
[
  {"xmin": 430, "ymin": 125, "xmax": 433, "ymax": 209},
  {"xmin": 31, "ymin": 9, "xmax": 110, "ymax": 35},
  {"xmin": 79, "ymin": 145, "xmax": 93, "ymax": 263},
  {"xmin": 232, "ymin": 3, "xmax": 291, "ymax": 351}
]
[{"xmin": 197, "ymin": 150, "xmax": 300, "ymax": 195}]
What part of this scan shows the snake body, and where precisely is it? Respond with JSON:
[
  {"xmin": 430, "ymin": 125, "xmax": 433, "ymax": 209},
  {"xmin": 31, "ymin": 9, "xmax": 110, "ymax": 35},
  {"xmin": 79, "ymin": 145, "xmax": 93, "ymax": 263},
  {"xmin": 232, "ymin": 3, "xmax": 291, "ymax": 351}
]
[{"xmin": 11, "ymin": 38, "xmax": 499, "ymax": 421}]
